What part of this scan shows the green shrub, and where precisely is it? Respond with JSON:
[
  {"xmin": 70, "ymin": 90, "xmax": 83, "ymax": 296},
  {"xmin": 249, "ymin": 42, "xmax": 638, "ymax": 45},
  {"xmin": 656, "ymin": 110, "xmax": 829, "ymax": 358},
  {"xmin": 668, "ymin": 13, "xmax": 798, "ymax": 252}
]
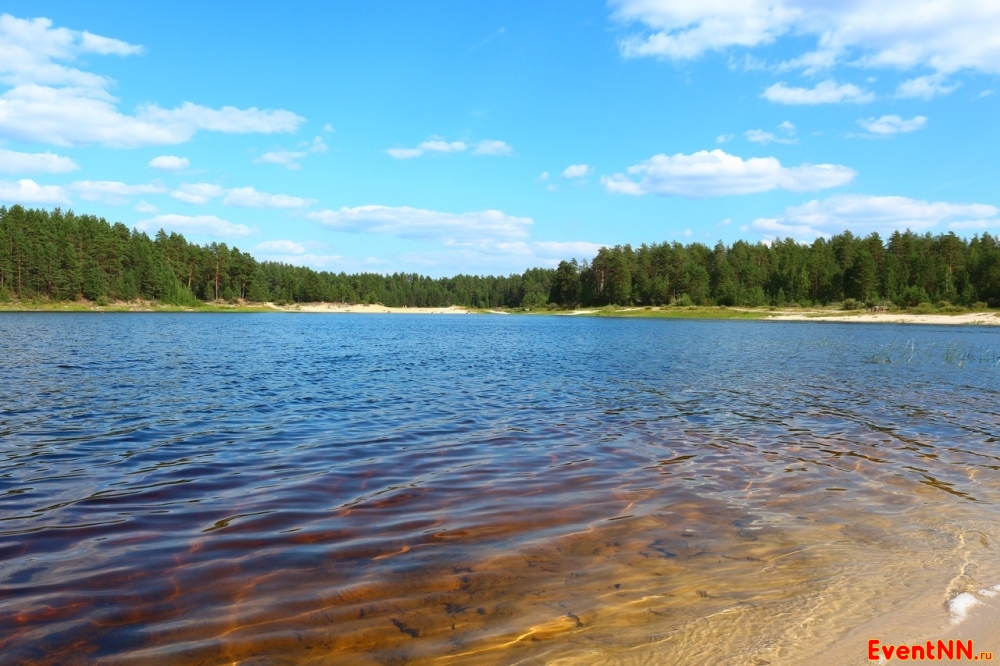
[
  {"xmin": 842, "ymin": 298, "xmax": 860, "ymax": 311},
  {"xmin": 897, "ymin": 285, "xmax": 929, "ymax": 308}
]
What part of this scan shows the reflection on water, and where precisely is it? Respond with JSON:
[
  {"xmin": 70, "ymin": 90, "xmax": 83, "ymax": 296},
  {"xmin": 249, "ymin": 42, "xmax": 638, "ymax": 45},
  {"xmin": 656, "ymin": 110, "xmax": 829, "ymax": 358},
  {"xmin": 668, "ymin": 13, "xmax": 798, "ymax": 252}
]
[{"xmin": 1, "ymin": 314, "xmax": 999, "ymax": 664}]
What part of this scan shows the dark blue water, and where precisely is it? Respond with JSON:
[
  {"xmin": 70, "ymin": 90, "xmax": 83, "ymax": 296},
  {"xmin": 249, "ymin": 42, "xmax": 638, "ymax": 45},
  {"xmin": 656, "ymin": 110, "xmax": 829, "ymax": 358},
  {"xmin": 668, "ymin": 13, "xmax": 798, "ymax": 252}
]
[{"xmin": 2, "ymin": 314, "xmax": 999, "ymax": 664}]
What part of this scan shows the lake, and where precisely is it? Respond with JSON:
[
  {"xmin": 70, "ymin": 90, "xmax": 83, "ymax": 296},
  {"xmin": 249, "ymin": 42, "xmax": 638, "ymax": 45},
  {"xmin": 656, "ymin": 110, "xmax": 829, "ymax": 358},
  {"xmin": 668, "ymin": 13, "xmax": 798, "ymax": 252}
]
[{"xmin": 2, "ymin": 313, "xmax": 1000, "ymax": 665}]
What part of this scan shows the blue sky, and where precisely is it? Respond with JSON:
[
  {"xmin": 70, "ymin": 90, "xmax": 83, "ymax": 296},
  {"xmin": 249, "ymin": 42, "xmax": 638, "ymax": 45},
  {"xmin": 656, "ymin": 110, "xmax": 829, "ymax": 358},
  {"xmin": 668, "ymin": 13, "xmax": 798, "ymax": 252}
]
[{"xmin": 2, "ymin": 1, "xmax": 999, "ymax": 276}]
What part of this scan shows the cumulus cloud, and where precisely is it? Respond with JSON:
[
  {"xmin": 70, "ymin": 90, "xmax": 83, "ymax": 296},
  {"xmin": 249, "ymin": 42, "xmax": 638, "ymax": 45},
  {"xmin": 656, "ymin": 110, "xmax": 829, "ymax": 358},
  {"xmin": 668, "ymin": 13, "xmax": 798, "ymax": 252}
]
[
  {"xmin": 751, "ymin": 194, "xmax": 998, "ymax": 238},
  {"xmin": 762, "ymin": 80, "xmax": 873, "ymax": 105},
  {"xmin": 601, "ymin": 149, "xmax": 855, "ymax": 197},
  {"xmin": 148, "ymin": 155, "xmax": 189, "ymax": 171},
  {"xmin": 0, "ymin": 85, "xmax": 304, "ymax": 149},
  {"xmin": 472, "ymin": 139, "xmax": 514, "ymax": 156},
  {"xmin": 561, "ymin": 164, "xmax": 593, "ymax": 179},
  {"xmin": 611, "ymin": 2, "xmax": 1000, "ymax": 80},
  {"xmin": 0, "ymin": 178, "xmax": 70, "ymax": 204},
  {"xmin": 307, "ymin": 205, "xmax": 533, "ymax": 245},
  {"xmin": 0, "ymin": 147, "xmax": 78, "ymax": 174},
  {"xmin": 895, "ymin": 74, "xmax": 960, "ymax": 100},
  {"xmin": 135, "ymin": 214, "xmax": 253, "ymax": 238},
  {"xmin": 223, "ymin": 186, "xmax": 315, "ymax": 209},
  {"xmin": 0, "ymin": 14, "xmax": 303, "ymax": 147},
  {"xmin": 385, "ymin": 137, "xmax": 470, "ymax": 160},
  {"xmin": 170, "ymin": 182, "xmax": 223, "ymax": 205},
  {"xmin": 134, "ymin": 200, "xmax": 157, "ymax": 213},
  {"xmin": 857, "ymin": 115, "xmax": 927, "ymax": 135},
  {"xmin": 70, "ymin": 180, "xmax": 166, "ymax": 204},
  {"xmin": 255, "ymin": 136, "xmax": 326, "ymax": 170},
  {"xmin": 716, "ymin": 133, "xmax": 734, "ymax": 143}
]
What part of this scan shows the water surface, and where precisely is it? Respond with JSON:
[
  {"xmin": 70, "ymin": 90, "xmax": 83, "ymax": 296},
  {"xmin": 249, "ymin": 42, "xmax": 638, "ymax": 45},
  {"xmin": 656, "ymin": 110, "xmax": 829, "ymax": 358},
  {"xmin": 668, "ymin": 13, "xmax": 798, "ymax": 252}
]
[{"xmin": 2, "ymin": 313, "xmax": 1000, "ymax": 664}]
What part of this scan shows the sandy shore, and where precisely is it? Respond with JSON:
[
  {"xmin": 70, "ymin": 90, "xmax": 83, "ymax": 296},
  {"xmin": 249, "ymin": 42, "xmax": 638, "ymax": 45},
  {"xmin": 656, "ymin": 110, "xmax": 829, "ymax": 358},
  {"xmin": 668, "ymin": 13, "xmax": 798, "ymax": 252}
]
[
  {"xmin": 821, "ymin": 590, "xmax": 1000, "ymax": 665},
  {"xmin": 267, "ymin": 303, "xmax": 471, "ymax": 314},
  {"xmin": 766, "ymin": 311, "xmax": 1000, "ymax": 326}
]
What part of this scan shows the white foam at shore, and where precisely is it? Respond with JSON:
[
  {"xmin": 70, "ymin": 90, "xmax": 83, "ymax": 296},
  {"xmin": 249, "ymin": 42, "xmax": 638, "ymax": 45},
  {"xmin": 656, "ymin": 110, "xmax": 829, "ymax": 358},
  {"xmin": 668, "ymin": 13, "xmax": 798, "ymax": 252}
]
[
  {"xmin": 977, "ymin": 584, "xmax": 1000, "ymax": 598},
  {"xmin": 949, "ymin": 592, "xmax": 981, "ymax": 624}
]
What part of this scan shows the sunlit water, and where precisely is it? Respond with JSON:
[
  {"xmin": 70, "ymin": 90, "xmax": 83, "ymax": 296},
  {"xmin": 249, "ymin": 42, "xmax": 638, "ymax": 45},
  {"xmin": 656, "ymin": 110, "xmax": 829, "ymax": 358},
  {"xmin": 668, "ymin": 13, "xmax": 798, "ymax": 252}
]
[{"xmin": 2, "ymin": 313, "xmax": 1000, "ymax": 665}]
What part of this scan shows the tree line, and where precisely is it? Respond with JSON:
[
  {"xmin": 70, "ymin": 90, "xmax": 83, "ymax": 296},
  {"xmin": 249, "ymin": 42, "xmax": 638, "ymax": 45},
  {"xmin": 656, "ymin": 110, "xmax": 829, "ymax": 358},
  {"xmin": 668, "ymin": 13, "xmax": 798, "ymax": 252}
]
[{"xmin": 2, "ymin": 205, "xmax": 999, "ymax": 309}]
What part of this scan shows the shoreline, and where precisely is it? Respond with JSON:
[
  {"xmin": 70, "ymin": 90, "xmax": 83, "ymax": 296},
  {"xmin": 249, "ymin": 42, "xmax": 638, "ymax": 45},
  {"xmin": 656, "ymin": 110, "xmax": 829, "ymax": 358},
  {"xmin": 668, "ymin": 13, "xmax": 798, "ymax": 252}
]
[
  {"xmin": 764, "ymin": 310, "xmax": 1000, "ymax": 326},
  {"xmin": 1, "ymin": 300, "xmax": 998, "ymax": 325}
]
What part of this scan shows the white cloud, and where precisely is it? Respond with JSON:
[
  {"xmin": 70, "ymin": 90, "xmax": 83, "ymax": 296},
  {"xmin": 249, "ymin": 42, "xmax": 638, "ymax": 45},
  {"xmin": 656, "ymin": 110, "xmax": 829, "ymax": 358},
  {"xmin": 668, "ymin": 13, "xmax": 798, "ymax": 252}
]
[
  {"xmin": 561, "ymin": 164, "xmax": 593, "ymax": 179},
  {"xmin": 0, "ymin": 178, "xmax": 70, "ymax": 204},
  {"xmin": 751, "ymin": 194, "xmax": 998, "ymax": 238},
  {"xmin": 420, "ymin": 139, "xmax": 467, "ymax": 153},
  {"xmin": 70, "ymin": 180, "xmax": 166, "ymax": 204},
  {"xmin": 134, "ymin": 200, "xmax": 157, "ymax": 213},
  {"xmin": 601, "ymin": 149, "xmax": 855, "ymax": 197},
  {"xmin": 980, "ymin": 89, "xmax": 995, "ymax": 98},
  {"xmin": 533, "ymin": 241, "xmax": 605, "ymax": 259},
  {"xmin": 135, "ymin": 214, "xmax": 253, "ymax": 238},
  {"xmin": 323, "ymin": 123, "xmax": 335, "ymax": 132},
  {"xmin": 392, "ymin": 237, "xmax": 608, "ymax": 273},
  {"xmin": 0, "ymin": 14, "xmax": 142, "ymax": 89},
  {"xmin": 0, "ymin": 147, "xmax": 78, "ymax": 174},
  {"xmin": 78, "ymin": 30, "xmax": 143, "ymax": 56},
  {"xmin": 255, "ymin": 136, "xmax": 325, "ymax": 169},
  {"xmin": 386, "ymin": 147, "xmax": 424, "ymax": 160},
  {"xmin": 148, "ymin": 155, "xmax": 189, "ymax": 171},
  {"xmin": 536, "ymin": 171, "xmax": 550, "ymax": 181},
  {"xmin": 0, "ymin": 14, "xmax": 303, "ymax": 147},
  {"xmin": 857, "ymin": 115, "xmax": 927, "ymax": 135},
  {"xmin": 307, "ymin": 205, "xmax": 533, "ymax": 245},
  {"xmin": 762, "ymin": 80, "xmax": 873, "ymax": 105},
  {"xmin": 717, "ymin": 218, "xmax": 732, "ymax": 227},
  {"xmin": 0, "ymin": 86, "xmax": 304, "ymax": 149},
  {"xmin": 716, "ymin": 133, "xmax": 734, "ymax": 143},
  {"xmin": 611, "ymin": 2, "xmax": 1000, "ymax": 78},
  {"xmin": 170, "ymin": 182, "xmax": 223, "ymax": 205},
  {"xmin": 744, "ymin": 129, "xmax": 795, "ymax": 145},
  {"xmin": 778, "ymin": 120, "xmax": 796, "ymax": 133},
  {"xmin": 386, "ymin": 137, "xmax": 471, "ymax": 160},
  {"xmin": 473, "ymin": 139, "xmax": 514, "ymax": 156},
  {"xmin": 256, "ymin": 240, "xmax": 306, "ymax": 254},
  {"xmin": 223, "ymin": 186, "xmax": 315, "ymax": 209},
  {"xmin": 895, "ymin": 74, "xmax": 959, "ymax": 100}
]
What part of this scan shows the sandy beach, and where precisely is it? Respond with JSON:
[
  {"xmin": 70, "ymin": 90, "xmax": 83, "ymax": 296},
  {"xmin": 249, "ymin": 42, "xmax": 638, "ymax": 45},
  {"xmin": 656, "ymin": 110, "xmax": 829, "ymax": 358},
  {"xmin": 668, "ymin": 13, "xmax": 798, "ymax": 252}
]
[
  {"xmin": 766, "ymin": 311, "xmax": 1000, "ymax": 326},
  {"xmin": 821, "ymin": 590, "xmax": 1000, "ymax": 665},
  {"xmin": 266, "ymin": 303, "xmax": 472, "ymax": 314}
]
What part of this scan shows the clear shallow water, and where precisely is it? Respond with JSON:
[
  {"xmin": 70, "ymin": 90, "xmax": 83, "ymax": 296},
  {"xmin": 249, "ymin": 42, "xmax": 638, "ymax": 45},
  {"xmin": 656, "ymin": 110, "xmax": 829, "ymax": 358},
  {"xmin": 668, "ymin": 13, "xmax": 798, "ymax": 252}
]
[{"xmin": 2, "ymin": 313, "xmax": 1000, "ymax": 665}]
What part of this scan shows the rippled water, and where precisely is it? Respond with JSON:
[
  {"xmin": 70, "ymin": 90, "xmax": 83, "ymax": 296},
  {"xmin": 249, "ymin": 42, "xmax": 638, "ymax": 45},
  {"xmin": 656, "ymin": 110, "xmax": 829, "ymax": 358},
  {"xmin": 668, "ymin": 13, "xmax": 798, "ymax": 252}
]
[{"xmin": 2, "ymin": 313, "xmax": 1000, "ymax": 665}]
